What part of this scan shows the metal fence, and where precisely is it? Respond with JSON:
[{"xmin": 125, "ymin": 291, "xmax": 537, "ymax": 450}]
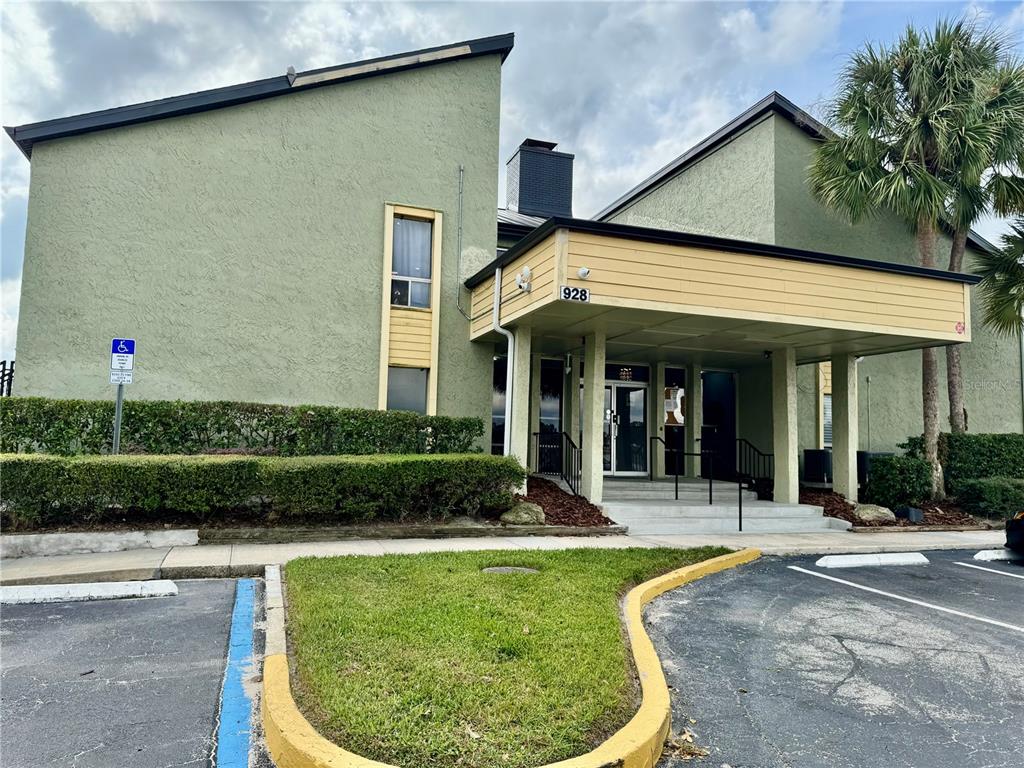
[{"xmin": 1, "ymin": 360, "xmax": 14, "ymax": 397}]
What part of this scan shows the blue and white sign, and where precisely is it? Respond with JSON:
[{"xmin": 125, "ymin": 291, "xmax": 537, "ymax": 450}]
[{"xmin": 110, "ymin": 338, "xmax": 136, "ymax": 371}]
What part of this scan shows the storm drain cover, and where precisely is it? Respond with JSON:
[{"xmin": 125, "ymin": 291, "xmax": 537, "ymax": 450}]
[{"xmin": 481, "ymin": 566, "xmax": 540, "ymax": 575}]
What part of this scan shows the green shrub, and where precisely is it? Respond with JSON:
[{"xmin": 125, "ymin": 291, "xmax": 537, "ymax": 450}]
[
  {"xmin": 864, "ymin": 455, "xmax": 931, "ymax": 509},
  {"xmin": 0, "ymin": 453, "xmax": 526, "ymax": 531},
  {"xmin": 0, "ymin": 397, "xmax": 484, "ymax": 456},
  {"xmin": 955, "ymin": 477, "xmax": 1024, "ymax": 520},
  {"xmin": 900, "ymin": 432, "xmax": 1024, "ymax": 492}
]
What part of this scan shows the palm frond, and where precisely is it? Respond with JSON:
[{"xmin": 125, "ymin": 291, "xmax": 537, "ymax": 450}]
[{"xmin": 975, "ymin": 220, "xmax": 1024, "ymax": 337}]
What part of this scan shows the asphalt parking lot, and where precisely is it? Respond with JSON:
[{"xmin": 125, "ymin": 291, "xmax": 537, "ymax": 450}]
[
  {"xmin": 649, "ymin": 549, "xmax": 1024, "ymax": 768},
  {"xmin": 0, "ymin": 579, "xmax": 262, "ymax": 768}
]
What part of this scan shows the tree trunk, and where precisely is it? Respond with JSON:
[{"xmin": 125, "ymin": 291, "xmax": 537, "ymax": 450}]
[
  {"xmin": 917, "ymin": 217, "xmax": 945, "ymax": 498},
  {"xmin": 922, "ymin": 347, "xmax": 944, "ymax": 498},
  {"xmin": 946, "ymin": 229, "xmax": 969, "ymax": 433},
  {"xmin": 946, "ymin": 345, "xmax": 966, "ymax": 432}
]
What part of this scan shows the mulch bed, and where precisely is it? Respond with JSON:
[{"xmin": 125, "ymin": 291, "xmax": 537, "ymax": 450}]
[
  {"xmin": 799, "ymin": 487, "xmax": 979, "ymax": 527},
  {"xmin": 520, "ymin": 476, "xmax": 613, "ymax": 526}
]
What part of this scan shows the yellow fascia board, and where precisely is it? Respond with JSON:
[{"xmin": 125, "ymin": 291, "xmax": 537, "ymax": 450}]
[{"xmin": 262, "ymin": 547, "xmax": 761, "ymax": 768}]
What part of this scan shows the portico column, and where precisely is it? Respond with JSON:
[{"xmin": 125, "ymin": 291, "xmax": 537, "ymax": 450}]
[
  {"xmin": 652, "ymin": 362, "xmax": 667, "ymax": 479},
  {"xmin": 568, "ymin": 353, "xmax": 581, "ymax": 442},
  {"xmin": 581, "ymin": 330, "xmax": 606, "ymax": 503},
  {"xmin": 831, "ymin": 353, "xmax": 859, "ymax": 502},
  {"xmin": 686, "ymin": 365, "xmax": 702, "ymax": 477},
  {"xmin": 509, "ymin": 325, "xmax": 532, "ymax": 494},
  {"xmin": 529, "ymin": 351, "xmax": 542, "ymax": 470},
  {"xmin": 772, "ymin": 347, "xmax": 799, "ymax": 504}
]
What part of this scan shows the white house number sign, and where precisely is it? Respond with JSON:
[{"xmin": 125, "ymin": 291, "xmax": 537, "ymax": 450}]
[{"xmin": 560, "ymin": 286, "xmax": 591, "ymax": 303}]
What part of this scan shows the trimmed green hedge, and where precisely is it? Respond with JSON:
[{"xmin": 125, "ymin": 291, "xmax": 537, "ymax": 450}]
[
  {"xmin": 864, "ymin": 455, "xmax": 931, "ymax": 509},
  {"xmin": 0, "ymin": 453, "xmax": 526, "ymax": 530},
  {"xmin": 902, "ymin": 432, "xmax": 1024, "ymax": 492},
  {"xmin": 955, "ymin": 477, "xmax": 1024, "ymax": 520},
  {"xmin": 0, "ymin": 397, "xmax": 483, "ymax": 456}
]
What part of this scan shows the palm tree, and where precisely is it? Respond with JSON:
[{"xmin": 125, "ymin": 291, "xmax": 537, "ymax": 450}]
[
  {"xmin": 941, "ymin": 33, "xmax": 1024, "ymax": 432},
  {"xmin": 975, "ymin": 220, "xmax": 1024, "ymax": 337},
  {"xmin": 808, "ymin": 19, "xmax": 1015, "ymax": 498}
]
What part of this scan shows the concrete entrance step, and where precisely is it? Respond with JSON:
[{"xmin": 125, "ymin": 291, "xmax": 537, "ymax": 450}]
[
  {"xmin": 603, "ymin": 480, "xmax": 757, "ymax": 501},
  {"xmin": 602, "ymin": 502, "xmax": 824, "ymax": 519},
  {"xmin": 611, "ymin": 516, "xmax": 850, "ymax": 534},
  {"xmin": 602, "ymin": 488, "xmax": 758, "ymax": 501}
]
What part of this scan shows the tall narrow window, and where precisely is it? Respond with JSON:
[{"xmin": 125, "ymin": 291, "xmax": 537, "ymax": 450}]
[{"xmin": 391, "ymin": 216, "xmax": 433, "ymax": 308}]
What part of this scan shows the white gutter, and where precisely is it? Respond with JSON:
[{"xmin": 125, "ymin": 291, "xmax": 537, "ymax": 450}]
[{"xmin": 492, "ymin": 266, "xmax": 514, "ymax": 456}]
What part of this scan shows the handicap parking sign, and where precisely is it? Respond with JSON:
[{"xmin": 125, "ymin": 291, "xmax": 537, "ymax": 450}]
[{"xmin": 110, "ymin": 338, "xmax": 136, "ymax": 371}]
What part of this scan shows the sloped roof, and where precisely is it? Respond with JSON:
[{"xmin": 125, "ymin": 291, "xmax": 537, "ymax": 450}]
[
  {"xmin": 595, "ymin": 91, "xmax": 997, "ymax": 254},
  {"xmin": 5, "ymin": 33, "xmax": 514, "ymax": 159},
  {"xmin": 497, "ymin": 208, "xmax": 545, "ymax": 228}
]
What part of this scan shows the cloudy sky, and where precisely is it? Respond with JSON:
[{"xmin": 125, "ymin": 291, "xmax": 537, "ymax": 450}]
[{"xmin": 2, "ymin": 0, "xmax": 1023, "ymax": 359}]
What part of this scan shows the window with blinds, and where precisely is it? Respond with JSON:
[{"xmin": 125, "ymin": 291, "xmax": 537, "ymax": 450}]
[{"xmin": 823, "ymin": 393, "xmax": 833, "ymax": 448}]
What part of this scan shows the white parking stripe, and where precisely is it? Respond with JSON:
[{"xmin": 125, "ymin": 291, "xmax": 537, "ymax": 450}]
[
  {"xmin": 954, "ymin": 562, "xmax": 1024, "ymax": 580},
  {"xmin": 788, "ymin": 566, "xmax": 1024, "ymax": 633}
]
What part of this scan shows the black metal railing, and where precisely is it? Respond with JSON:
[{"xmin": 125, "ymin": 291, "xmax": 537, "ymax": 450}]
[
  {"xmin": 0, "ymin": 360, "xmax": 13, "ymax": 397},
  {"xmin": 736, "ymin": 438, "xmax": 773, "ymax": 482},
  {"xmin": 650, "ymin": 436, "xmax": 749, "ymax": 530},
  {"xmin": 531, "ymin": 431, "xmax": 581, "ymax": 496},
  {"xmin": 649, "ymin": 436, "xmax": 714, "ymax": 503}
]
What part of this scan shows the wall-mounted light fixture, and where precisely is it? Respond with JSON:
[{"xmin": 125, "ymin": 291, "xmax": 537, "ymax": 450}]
[{"xmin": 516, "ymin": 266, "xmax": 532, "ymax": 292}]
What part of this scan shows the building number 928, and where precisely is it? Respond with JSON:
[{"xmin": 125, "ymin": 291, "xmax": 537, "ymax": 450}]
[{"xmin": 560, "ymin": 286, "xmax": 590, "ymax": 303}]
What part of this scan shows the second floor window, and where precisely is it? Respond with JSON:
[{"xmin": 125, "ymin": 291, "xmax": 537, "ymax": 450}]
[{"xmin": 391, "ymin": 216, "xmax": 433, "ymax": 308}]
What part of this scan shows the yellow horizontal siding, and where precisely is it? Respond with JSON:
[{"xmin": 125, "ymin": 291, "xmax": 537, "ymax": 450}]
[
  {"xmin": 566, "ymin": 233, "xmax": 967, "ymax": 340},
  {"xmin": 388, "ymin": 307, "xmax": 431, "ymax": 367},
  {"xmin": 469, "ymin": 235, "xmax": 559, "ymax": 339}
]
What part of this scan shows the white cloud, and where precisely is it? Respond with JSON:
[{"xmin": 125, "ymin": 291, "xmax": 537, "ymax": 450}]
[
  {"xmin": 1, "ymin": 3, "xmax": 61, "ymax": 224},
  {"xmin": 1006, "ymin": 1, "xmax": 1024, "ymax": 31},
  {"xmin": 281, "ymin": 3, "xmax": 448, "ymax": 69},
  {"xmin": 0, "ymin": 275, "xmax": 21, "ymax": 360},
  {"xmin": 721, "ymin": 1, "xmax": 844, "ymax": 66}
]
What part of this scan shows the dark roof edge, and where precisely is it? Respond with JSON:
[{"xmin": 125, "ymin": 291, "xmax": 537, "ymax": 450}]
[
  {"xmin": 593, "ymin": 91, "xmax": 995, "ymax": 256},
  {"xmin": 593, "ymin": 92, "xmax": 820, "ymax": 221},
  {"xmin": 497, "ymin": 221, "xmax": 538, "ymax": 240},
  {"xmin": 5, "ymin": 33, "xmax": 514, "ymax": 159},
  {"xmin": 465, "ymin": 217, "xmax": 983, "ymax": 289}
]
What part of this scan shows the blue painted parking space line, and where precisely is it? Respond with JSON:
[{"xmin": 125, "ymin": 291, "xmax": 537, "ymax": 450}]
[{"xmin": 215, "ymin": 578, "xmax": 256, "ymax": 768}]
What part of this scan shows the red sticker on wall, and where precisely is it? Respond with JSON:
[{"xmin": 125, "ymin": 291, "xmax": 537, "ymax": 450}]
[{"xmin": 955, "ymin": 321, "xmax": 965, "ymax": 335}]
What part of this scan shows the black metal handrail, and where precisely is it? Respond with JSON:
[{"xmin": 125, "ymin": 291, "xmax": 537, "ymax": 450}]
[
  {"xmin": 531, "ymin": 431, "xmax": 581, "ymax": 496},
  {"xmin": 736, "ymin": 438, "xmax": 774, "ymax": 483},
  {"xmin": 649, "ymin": 436, "xmax": 714, "ymax": 502}
]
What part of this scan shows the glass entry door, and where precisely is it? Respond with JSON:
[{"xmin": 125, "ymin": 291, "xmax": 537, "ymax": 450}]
[{"xmin": 603, "ymin": 383, "xmax": 648, "ymax": 475}]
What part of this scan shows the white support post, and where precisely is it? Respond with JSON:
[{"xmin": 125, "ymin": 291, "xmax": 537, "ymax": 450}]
[
  {"xmin": 831, "ymin": 353, "xmax": 859, "ymax": 502},
  {"xmin": 652, "ymin": 362, "xmax": 667, "ymax": 479},
  {"xmin": 509, "ymin": 326, "xmax": 532, "ymax": 494},
  {"xmin": 772, "ymin": 347, "xmax": 799, "ymax": 504},
  {"xmin": 686, "ymin": 365, "xmax": 703, "ymax": 478},
  {"xmin": 580, "ymin": 331, "xmax": 606, "ymax": 503}
]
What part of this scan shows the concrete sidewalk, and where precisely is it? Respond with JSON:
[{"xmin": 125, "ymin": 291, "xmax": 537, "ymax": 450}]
[{"xmin": 0, "ymin": 529, "xmax": 1007, "ymax": 586}]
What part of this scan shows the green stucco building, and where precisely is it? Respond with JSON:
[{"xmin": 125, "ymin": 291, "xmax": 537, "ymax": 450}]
[{"xmin": 7, "ymin": 35, "xmax": 1013, "ymax": 518}]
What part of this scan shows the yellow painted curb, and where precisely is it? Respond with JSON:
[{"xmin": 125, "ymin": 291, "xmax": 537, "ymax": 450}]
[{"xmin": 262, "ymin": 547, "xmax": 761, "ymax": 768}]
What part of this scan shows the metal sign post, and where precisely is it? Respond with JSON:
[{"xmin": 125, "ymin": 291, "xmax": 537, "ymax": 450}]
[{"xmin": 110, "ymin": 338, "xmax": 136, "ymax": 454}]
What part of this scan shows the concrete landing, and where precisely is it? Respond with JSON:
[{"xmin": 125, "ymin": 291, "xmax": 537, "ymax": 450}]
[{"xmin": 602, "ymin": 479, "xmax": 848, "ymax": 534}]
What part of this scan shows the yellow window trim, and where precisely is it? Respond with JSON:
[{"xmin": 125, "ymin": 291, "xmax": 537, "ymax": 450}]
[{"xmin": 378, "ymin": 203, "xmax": 443, "ymax": 415}]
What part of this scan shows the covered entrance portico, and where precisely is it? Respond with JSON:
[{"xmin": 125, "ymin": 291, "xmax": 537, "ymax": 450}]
[{"xmin": 468, "ymin": 218, "xmax": 977, "ymax": 506}]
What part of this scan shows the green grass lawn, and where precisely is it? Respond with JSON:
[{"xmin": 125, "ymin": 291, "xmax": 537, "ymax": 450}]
[{"xmin": 284, "ymin": 546, "xmax": 730, "ymax": 768}]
